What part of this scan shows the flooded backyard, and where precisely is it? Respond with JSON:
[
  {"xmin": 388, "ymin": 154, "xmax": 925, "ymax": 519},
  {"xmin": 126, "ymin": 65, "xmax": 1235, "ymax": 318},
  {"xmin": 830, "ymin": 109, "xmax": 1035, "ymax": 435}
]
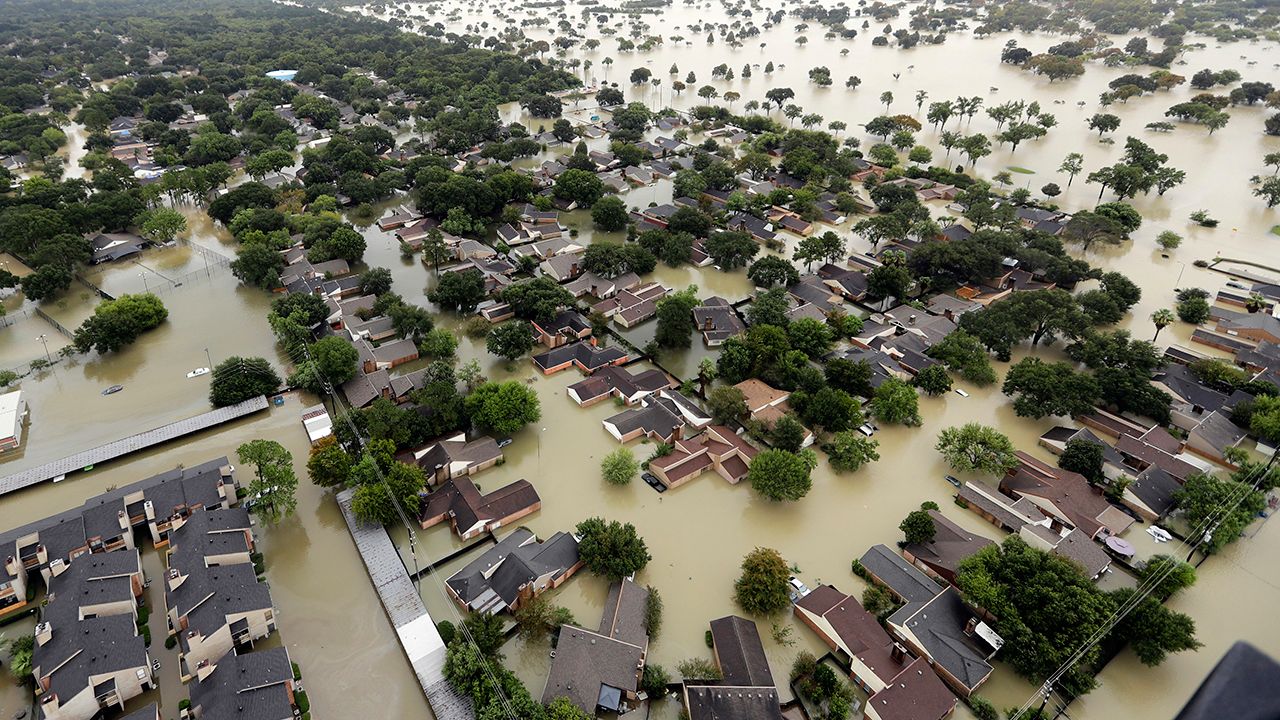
[{"xmin": 0, "ymin": 1, "xmax": 1278, "ymax": 718}]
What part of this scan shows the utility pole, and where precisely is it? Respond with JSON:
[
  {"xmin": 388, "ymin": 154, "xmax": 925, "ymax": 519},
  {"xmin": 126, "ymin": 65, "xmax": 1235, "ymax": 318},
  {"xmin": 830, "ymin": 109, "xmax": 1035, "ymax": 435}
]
[
  {"xmin": 204, "ymin": 347, "xmax": 213, "ymax": 370},
  {"xmin": 36, "ymin": 334, "xmax": 50, "ymax": 362}
]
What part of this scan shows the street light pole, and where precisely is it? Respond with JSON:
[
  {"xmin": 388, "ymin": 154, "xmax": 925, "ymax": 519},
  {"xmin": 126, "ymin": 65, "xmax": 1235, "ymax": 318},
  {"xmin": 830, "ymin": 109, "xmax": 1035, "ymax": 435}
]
[
  {"xmin": 140, "ymin": 272, "xmax": 149, "ymax": 293},
  {"xmin": 205, "ymin": 347, "xmax": 213, "ymax": 370},
  {"xmin": 36, "ymin": 334, "xmax": 50, "ymax": 362}
]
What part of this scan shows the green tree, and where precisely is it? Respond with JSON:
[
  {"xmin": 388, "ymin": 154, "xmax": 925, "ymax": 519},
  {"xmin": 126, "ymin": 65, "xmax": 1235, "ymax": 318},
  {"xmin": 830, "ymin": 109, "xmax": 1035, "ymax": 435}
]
[
  {"xmin": 913, "ymin": 364, "xmax": 953, "ymax": 396},
  {"xmin": 927, "ymin": 330, "xmax": 997, "ymax": 386},
  {"xmin": 748, "ymin": 449, "xmax": 816, "ymax": 501},
  {"xmin": 871, "ymin": 378, "xmax": 921, "ymax": 426},
  {"xmin": 231, "ymin": 242, "xmax": 285, "ymax": 289},
  {"xmin": 307, "ymin": 439, "xmax": 352, "ymax": 488},
  {"xmin": 935, "ymin": 423, "xmax": 1018, "ymax": 474},
  {"xmin": 769, "ymin": 414, "xmax": 808, "ymax": 453},
  {"xmin": 1002, "ymin": 357, "xmax": 1099, "ymax": 418},
  {"xmin": 514, "ymin": 594, "xmax": 577, "ymax": 643},
  {"xmin": 465, "ymin": 381, "xmax": 541, "ymax": 436},
  {"xmin": 733, "ymin": 547, "xmax": 792, "ymax": 615},
  {"xmin": 1176, "ymin": 295, "xmax": 1211, "ymax": 324},
  {"xmin": 900, "ymin": 509, "xmax": 936, "ymax": 544},
  {"xmin": 821, "ymin": 432, "xmax": 880, "ymax": 472},
  {"xmin": 654, "ymin": 286, "xmax": 700, "ymax": 349},
  {"xmin": 575, "ymin": 517, "xmax": 651, "ymax": 579},
  {"xmin": 311, "ymin": 335, "xmax": 359, "ymax": 385},
  {"xmin": 1059, "ymin": 437, "xmax": 1105, "ymax": 484},
  {"xmin": 601, "ymin": 447, "xmax": 640, "ymax": 486},
  {"xmin": 957, "ymin": 537, "xmax": 1117, "ymax": 696},
  {"xmin": 787, "ymin": 317, "xmax": 834, "ymax": 359},
  {"xmin": 430, "ymin": 269, "xmax": 487, "ymax": 313},
  {"xmin": 708, "ymin": 386, "xmax": 748, "ymax": 425},
  {"xmin": 1150, "ymin": 308, "xmax": 1175, "ymax": 342},
  {"xmin": 1137, "ymin": 554, "xmax": 1197, "ymax": 600},
  {"xmin": 237, "ymin": 439, "xmax": 298, "ymax": 525},
  {"xmin": 547, "ymin": 696, "xmax": 592, "ymax": 720},
  {"xmin": 748, "ymin": 256, "xmax": 799, "ymax": 288},
  {"xmin": 501, "ymin": 277, "xmax": 575, "ymax": 323},
  {"xmin": 135, "ymin": 207, "xmax": 188, "ymax": 243},
  {"xmin": 554, "ymin": 168, "xmax": 605, "ymax": 206},
  {"xmin": 210, "ymin": 356, "xmax": 282, "ymax": 407},
  {"xmin": 1251, "ymin": 395, "xmax": 1280, "ymax": 446},
  {"xmin": 746, "ymin": 286, "xmax": 791, "ymax": 328},
  {"xmin": 1175, "ymin": 473, "xmax": 1266, "ymax": 554},
  {"xmin": 591, "ymin": 195, "xmax": 629, "ymax": 231},
  {"xmin": 2, "ymin": 634, "xmax": 34, "ymax": 681},
  {"xmin": 72, "ymin": 293, "xmax": 168, "ymax": 354},
  {"xmin": 704, "ymin": 230, "xmax": 759, "ymax": 269},
  {"xmin": 359, "ymin": 267, "xmax": 394, "ymax": 296},
  {"xmin": 1108, "ymin": 588, "xmax": 1201, "ymax": 666},
  {"xmin": 486, "ymin": 320, "xmax": 534, "ymax": 361}
]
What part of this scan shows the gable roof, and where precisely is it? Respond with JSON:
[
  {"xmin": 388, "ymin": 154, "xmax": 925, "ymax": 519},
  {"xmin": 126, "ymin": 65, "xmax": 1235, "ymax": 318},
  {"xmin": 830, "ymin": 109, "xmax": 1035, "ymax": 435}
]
[
  {"xmin": 903, "ymin": 511, "xmax": 995, "ymax": 580},
  {"xmin": 888, "ymin": 587, "xmax": 994, "ymax": 694},
  {"xmin": 709, "ymin": 615, "xmax": 775, "ymax": 688},
  {"xmin": 859, "ymin": 544, "xmax": 943, "ymax": 603}
]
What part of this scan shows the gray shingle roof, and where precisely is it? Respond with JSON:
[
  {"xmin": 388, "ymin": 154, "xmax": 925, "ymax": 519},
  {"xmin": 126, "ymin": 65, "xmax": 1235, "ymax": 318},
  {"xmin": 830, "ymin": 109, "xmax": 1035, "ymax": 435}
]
[{"xmin": 859, "ymin": 544, "xmax": 943, "ymax": 604}]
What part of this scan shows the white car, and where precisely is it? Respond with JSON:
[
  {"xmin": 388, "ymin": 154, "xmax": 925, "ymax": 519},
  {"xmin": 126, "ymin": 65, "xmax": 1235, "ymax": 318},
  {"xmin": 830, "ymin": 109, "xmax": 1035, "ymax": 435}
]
[
  {"xmin": 955, "ymin": 388, "xmax": 970, "ymax": 398},
  {"xmin": 186, "ymin": 367, "xmax": 210, "ymax": 378}
]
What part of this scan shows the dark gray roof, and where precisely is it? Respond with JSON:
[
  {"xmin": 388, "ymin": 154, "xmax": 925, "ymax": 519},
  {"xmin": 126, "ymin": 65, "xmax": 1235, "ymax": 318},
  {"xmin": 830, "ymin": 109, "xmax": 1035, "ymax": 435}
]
[
  {"xmin": 189, "ymin": 648, "xmax": 295, "ymax": 720},
  {"xmin": 532, "ymin": 341, "xmax": 627, "ymax": 372},
  {"xmin": 604, "ymin": 397, "xmax": 684, "ymax": 440},
  {"xmin": 542, "ymin": 579, "xmax": 650, "ymax": 713},
  {"xmin": 1128, "ymin": 466, "xmax": 1180, "ymax": 517},
  {"xmin": 446, "ymin": 529, "xmax": 579, "ymax": 610},
  {"xmin": 685, "ymin": 684, "xmax": 784, "ymax": 720},
  {"xmin": 36, "ymin": 614, "xmax": 146, "ymax": 704},
  {"xmin": 709, "ymin": 616, "xmax": 774, "ymax": 688},
  {"xmin": 1175, "ymin": 642, "xmax": 1280, "ymax": 720},
  {"xmin": 887, "ymin": 587, "xmax": 993, "ymax": 693},
  {"xmin": 859, "ymin": 544, "xmax": 943, "ymax": 603},
  {"xmin": 168, "ymin": 563, "xmax": 272, "ymax": 650}
]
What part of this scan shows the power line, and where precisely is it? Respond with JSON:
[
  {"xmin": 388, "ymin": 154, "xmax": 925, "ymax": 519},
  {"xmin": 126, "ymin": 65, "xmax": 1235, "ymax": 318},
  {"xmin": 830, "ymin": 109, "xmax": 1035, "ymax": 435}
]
[
  {"xmin": 1008, "ymin": 452, "xmax": 1276, "ymax": 719},
  {"xmin": 290, "ymin": 333, "xmax": 522, "ymax": 720}
]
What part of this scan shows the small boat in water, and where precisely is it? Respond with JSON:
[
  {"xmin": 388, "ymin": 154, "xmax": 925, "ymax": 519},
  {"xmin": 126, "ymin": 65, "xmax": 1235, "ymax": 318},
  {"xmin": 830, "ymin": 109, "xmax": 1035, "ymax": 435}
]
[{"xmin": 101, "ymin": 385, "xmax": 124, "ymax": 396}]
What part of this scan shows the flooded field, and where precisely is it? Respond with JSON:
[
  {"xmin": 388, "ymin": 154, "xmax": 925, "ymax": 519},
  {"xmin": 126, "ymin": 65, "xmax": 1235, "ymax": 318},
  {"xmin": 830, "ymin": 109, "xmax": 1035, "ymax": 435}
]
[{"xmin": 0, "ymin": 1, "xmax": 1278, "ymax": 719}]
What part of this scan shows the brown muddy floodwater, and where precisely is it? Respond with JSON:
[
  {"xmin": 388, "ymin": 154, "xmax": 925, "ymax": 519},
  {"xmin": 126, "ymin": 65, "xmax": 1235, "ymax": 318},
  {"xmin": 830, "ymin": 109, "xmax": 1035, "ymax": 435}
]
[{"xmin": 2, "ymin": 3, "xmax": 1279, "ymax": 718}]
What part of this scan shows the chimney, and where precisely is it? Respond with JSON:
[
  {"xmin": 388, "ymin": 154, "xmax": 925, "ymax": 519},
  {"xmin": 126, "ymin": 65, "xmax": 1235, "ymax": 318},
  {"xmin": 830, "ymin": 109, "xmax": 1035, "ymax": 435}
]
[
  {"xmin": 891, "ymin": 643, "xmax": 906, "ymax": 664},
  {"xmin": 908, "ymin": 314, "xmax": 917, "ymax": 325},
  {"xmin": 703, "ymin": 317, "xmax": 713, "ymax": 331},
  {"xmin": 167, "ymin": 567, "xmax": 184, "ymax": 591},
  {"xmin": 965, "ymin": 617, "xmax": 978, "ymax": 636},
  {"xmin": 118, "ymin": 509, "xmax": 130, "ymax": 532},
  {"xmin": 35, "ymin": 621, "xmax": 52, "ymax": 646},
  {"xmin": 196, "ymin": 658, "xmax": 217, "ymax": 683},
  {"xmin": 144, "ymin": 499, "xmax": 155, "ymax": 521}
]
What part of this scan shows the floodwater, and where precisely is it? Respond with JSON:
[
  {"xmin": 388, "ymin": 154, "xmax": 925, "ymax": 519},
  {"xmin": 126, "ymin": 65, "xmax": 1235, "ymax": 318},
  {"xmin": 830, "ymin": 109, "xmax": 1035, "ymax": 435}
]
[{"xmin": 0, "ymin": 3, "xmax": 1277, "ymax": 719}]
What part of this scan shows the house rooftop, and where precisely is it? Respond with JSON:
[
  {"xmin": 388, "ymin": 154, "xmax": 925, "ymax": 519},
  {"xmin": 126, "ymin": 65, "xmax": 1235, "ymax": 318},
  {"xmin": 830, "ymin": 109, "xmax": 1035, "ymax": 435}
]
[{"xmin": 859, "ymin": 544, "xmax": 943, "ymax": 604}]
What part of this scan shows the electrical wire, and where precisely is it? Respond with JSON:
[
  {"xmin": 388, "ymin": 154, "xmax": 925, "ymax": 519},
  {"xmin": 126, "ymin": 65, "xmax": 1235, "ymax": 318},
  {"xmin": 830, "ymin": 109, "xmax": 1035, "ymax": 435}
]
[
  {"xmin": 286, "ymin": 325, "xmax": 522, "ymax": 719},
  {"xmin": 1007, "ymin": 452, "xmax": 1276, "ymax": 719}
]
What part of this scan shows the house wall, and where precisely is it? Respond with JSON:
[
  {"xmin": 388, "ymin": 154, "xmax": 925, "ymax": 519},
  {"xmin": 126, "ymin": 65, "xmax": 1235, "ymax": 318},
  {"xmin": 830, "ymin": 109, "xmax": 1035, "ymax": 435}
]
[
  {"xmin": 890, "ymin": 623, "xmax": 985, "ymax": 697},
  {"xmin": 793, "ymin": 605, "xmax": 888, "ymax": 694},
  {"xmin": 182, "ymin": 607, "xmax": 276, "ymax": 672},
  {"xmin": 79, "ymin": 597, "xmax": 137, "ymax": 620},
  {"xmin": 42, "ymin": 662, "xmax": 152, "ymax": 720}
]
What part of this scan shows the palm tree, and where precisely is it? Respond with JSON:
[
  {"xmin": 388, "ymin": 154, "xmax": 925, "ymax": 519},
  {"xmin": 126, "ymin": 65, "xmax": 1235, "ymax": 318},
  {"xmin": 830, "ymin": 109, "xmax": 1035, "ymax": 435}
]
[
  {"xmin": 1151, "ymin": 308, "xmax": 1175, "ymax": 342},
  {"xmin": 880, "ymin": 90, "xmax": 893, "ymax": 111},
  {"xmin": 1245, "ymin": 293, "xmax": 1269, "ymax": 313}
]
